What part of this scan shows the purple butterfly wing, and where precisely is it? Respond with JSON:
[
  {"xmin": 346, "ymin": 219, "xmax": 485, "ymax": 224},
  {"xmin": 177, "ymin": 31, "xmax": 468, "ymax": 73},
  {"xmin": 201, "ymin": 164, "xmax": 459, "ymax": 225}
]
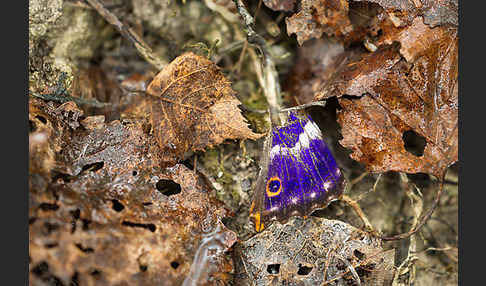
[{"xmin": 250, "ymin": 112, "xmax": 345, "ymax": 231}]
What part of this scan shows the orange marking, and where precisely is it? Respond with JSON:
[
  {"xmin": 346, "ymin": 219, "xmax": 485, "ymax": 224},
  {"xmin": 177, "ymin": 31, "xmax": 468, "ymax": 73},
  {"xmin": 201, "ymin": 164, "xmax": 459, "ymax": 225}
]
[
  {"xmin": 254, "ymin": 212, "xmax": 262, "ymax": 232},
  {"xmin": 266, "ymin": 176, "xmax": 282, "ymax": 197}
]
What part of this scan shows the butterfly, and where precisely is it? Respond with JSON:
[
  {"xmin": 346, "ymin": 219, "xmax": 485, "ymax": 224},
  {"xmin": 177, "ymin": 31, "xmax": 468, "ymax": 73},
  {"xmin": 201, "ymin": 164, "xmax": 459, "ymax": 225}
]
[{"xmin": 250, "ymin": 111, "xmax": 346, "ymax": 232}]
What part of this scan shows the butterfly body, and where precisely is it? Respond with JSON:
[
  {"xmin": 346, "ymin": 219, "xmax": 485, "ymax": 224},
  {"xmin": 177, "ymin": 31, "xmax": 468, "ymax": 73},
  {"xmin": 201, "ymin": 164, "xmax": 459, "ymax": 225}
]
[{"xmin": 250, "ymin": 112, "xmax": 345, "ymax": 232}]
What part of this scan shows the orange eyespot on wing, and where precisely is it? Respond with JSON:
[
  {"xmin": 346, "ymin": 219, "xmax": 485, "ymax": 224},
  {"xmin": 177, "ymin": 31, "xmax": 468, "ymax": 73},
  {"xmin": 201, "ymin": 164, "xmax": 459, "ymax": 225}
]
[{"xmin": 266, "ymin": 176, "xmax": 282, "ymax": 197}]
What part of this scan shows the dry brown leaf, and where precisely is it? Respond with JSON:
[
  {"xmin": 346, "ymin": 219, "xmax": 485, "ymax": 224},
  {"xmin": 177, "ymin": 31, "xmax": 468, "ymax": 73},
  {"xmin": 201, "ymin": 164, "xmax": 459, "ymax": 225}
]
[
  {"xmin": 375, "ymin": 16, "xmax": 452, "ymax": 62},
  {"xmin": 29, "ymin": 97, "xmax": 236, "ymax": 285},
  {"xmin": 29, "ymin": 98, "xmax": 85, "ymax": 180},
  {"xmin": 146, "ymin": 52, "xmax": 262, "ymax": 166},
  {"xmin": 354, "ymin": 0, "xmax": 458, "ymax": 27},
  {"xmin": 315, "ymin": 25, "xmax": 457, "ymax": 177},
  {"xmin": 29, "ymin": 165, "xmax": 235, "ymax": 285},
  {"xmin": 286, "ymin": 0, "xmax": 353, "ymax": 45},
  {"xmin": 30, "ymin": 159, "xmax": 234, "ymax": 285},
  {"xmin": 284, "ymin": 38, "xmax": 349, "ymax": 104}
]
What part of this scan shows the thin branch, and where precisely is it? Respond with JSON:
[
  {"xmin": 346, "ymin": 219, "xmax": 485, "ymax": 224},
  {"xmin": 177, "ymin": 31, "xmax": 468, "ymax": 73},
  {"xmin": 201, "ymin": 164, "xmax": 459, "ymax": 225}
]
[
  {"xmin": 30, "ymin": 92, "xmax": 109, "ymax": 108},
  {"xmin": 341, "ymin": 194, "xmax": 375, "ymax": 233},
  {"xmin": 29, "ymin": 72, "xmax": 109, "ymax": 108},
  {"xmin": 381, "ymin": 174, "xmax": 446, "ymax": 241},
  {"xmin": 85, "ymin": 0, "xmax": 167, "ymax": 70}
]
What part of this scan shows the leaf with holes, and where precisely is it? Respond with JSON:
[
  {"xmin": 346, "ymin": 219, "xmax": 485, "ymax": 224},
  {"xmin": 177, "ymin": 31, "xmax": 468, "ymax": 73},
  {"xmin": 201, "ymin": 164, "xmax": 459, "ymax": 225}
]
[
  {"xmin": 315, "ymin": 24, "xmax": 457, "ymax": 177},
  {"xmin": 146, "ymin": 52, "xmax": 262, "ymax": 166},
  {"xmin": 234, "ymin": 217, "xmax": 395, "ymax": 285},
  {"xmin": 352, "ymin": 0, "xmax": 458, "ymax": 27},
  {"xmin": 30, "ymin": 162, "xmax": 235, "ymax": 285},
  {"xmin": 29, "ymin": 98, "xmax": 84, "ymax": 180},
  {"xmin": 29, "ymin": 98, "xmax": 236, "ymax": 285}
]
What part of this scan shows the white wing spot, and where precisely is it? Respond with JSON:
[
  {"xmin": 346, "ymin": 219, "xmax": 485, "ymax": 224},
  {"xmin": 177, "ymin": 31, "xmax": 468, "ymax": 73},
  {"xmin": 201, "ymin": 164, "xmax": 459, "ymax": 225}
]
[
  {"xmin": 303, "ymin": 120, "xmax": 322, "ymax": 140},
  {"xmin": 270, "ymin": 121, "xmax": 321, "ymax": 158},
  {"xmin": 323, "ymin": 181, "xmax": 332, "ymax": 190}
]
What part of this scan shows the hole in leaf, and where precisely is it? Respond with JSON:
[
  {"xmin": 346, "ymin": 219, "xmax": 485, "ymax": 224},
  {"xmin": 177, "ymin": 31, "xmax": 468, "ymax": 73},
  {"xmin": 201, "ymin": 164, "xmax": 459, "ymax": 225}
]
[
  {"xmin": 156, "ymin": 180, "xmax": 181, "ymax": 196},
  {"xmin": 82, "ymin": 219, "xmax": 92, "ymax": 231},
  {"xmin": 267, "ymin": 264, "xmax": 280, "ymax": 274},
  {"xmin": 122, "ymin": 221, "xmax": 156, "ymax": 232},
  {"xmin": 132, "ymin": 170, "xmax": 138, "ymax": 176},
  {"xmin": 297, "ymin": 264, "xmax": 313, "ymax": 275},
  {"xmin": 81, "ymin": 162, "xmax": 104, "ymax": 173},
  {"xmin": 70, "ymin": 209, "xmax": 80, "ymax": 233},
  {"xmin": 70, "ymin": 272, "xmax": 79, "ymax": 286},
  {"xmin": 45, "ymin": 243, "xmax": 58, "ymax": 249},
  {"xmin": 42, "ymin": 222, "xmax": 59, "ymax": 236},
  {"xmin": 111, "ymin": 199, "xmax": 125, "ymax": 212},
  {"xmin": 51, "ymin": 172, "xmax": 74, "ymax": 183},
  {"xmin": 140, "ymin": 265, "xmax": 148, "ymax": 272},
  {"xmin": 354, "ymin": 249, "xmax": 365, "ymax": 260},
  {"xmin": 402, "ymin": 130, "xmax": 426, "ymax": 157},
  {"xmin": 32, "ymin": 261, "xmax": 49, "ymax": 277},
  {"xmin": 171, "ymin": 261, "xmax": 180, "ymax": 269},
  {"xmin": 75, "ymin": 243, "xmax": 94, "ymax": 253},
  {"xmin": 36, "ymin": 115, "xmax": 47, "ymax": 124},
  {"xmin": 341, "ymin": 94, "xmax": 363, "ymax": 100},
  {"xmin": 91, "ymin": 269, "xmax": 101, "ymax": 276},
  {"xmin": 29, "ymin": 217, "xmax": 37, "ymax": 225},
  {"xmin": 29, "ymin": 120, "xmax": 37, "ymax": 132},
  {"xmin": 142, "ymin": 202, "xmax": 153, "ymax": 206},
  {"xmin": 71, "ymin": 209, "xmax": 80, "ymax": 220},
  {"xmin": 31, "ymin": 261, "xmax": 64, "ymax": 284},
  {"xmin": 39, "ymin": 203, "xmax": 59, "ymax": 211}
]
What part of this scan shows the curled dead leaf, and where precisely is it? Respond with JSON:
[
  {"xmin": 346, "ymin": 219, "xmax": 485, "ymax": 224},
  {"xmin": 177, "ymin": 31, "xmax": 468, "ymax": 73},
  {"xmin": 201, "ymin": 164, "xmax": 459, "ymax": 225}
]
[{"xmin": 315, "ymin": 27, "xmax": 457, "ymax": 177}]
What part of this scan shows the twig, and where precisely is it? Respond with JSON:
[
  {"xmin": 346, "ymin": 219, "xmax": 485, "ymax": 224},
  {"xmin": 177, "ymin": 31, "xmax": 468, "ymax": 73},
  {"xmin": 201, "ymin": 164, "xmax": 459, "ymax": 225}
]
[
  {"xmin": 29, "ymin": 72, "xmax": 109, "ymax": 108},
  {"xmin": 30, "ymin": 92, "xmax": 109, "ymax": 108},
  {"xmin": 356, "ymin": 173, "xmax": 381, "ymax": 202},
  {"xmin": 232, "ymin": 0, "xmax": 282, "ymax": 126},
  {"xmin": 381, "ymin": 173, "xmax": 446, "ymax": 241},
  {"xmin": 85, "ymin": 0, "xmax": 167, "ymax": 70},
  {"xmin": 341, "ymin": 195, "xmax": 375, "ymax": 233},
  {"xmin": 340, "ymin": 257, "xmax": 362, "ymax": 286}
]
